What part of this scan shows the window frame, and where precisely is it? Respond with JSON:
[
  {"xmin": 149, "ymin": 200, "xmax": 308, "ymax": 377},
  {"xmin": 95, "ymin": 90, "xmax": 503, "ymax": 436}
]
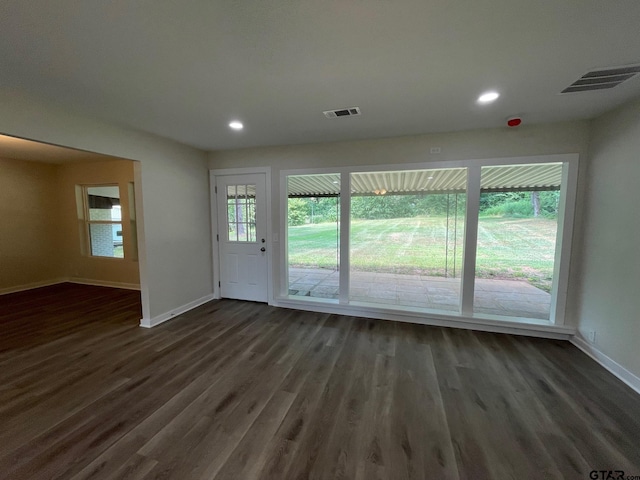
[
  {"xmin": 280, "ymin": 154, "xmax": 578, "ymax": 326},
  {"xmin": 225, "ymin": 183, "xmax": 258, "ymax": 243},
  {"xmin": 82, "ymin": 184, "xmax": 125, "ymax": 260}
]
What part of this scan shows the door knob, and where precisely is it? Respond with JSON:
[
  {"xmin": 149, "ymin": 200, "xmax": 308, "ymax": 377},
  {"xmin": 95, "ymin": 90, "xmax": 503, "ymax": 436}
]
[{"xmin": 260, "ymin": 247, "xmax": 266, "ymax": 252}]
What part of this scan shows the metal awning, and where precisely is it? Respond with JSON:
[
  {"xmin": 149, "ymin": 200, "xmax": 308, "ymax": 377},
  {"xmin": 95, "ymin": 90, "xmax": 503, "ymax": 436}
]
[
  {"xmin": 481, "ymin": 164, "xmax": 562, "ymax": 191},
  {"xmin": 287, "ymin": 163, "xmax": 562, "ymax": 197}
]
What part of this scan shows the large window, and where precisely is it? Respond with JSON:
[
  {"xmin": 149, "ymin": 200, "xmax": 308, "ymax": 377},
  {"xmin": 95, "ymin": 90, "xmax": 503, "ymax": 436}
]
[
  {"xmin": 473, "ymin": 163, "xmax": 562, "ymax": 320},
  {"xmin": 287, "ymin": 174, "xmax": 340, "ymax": 300},
  {"xmin": 349, "ymin": 168, "xmax": 466, "ymax": 311},
  {"xmin": 84, "ymin": 185, "xmax": 123, "ymax": 258},
  {"xmin": 283, "ymin": 155, "xmax": 576, "ymax": 325}
]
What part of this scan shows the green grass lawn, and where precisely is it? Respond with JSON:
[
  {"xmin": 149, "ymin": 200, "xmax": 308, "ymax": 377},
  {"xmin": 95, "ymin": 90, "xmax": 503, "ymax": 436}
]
[{"xmin": 288, "ymin": 216, "xmax": 558, "ymax": 291}]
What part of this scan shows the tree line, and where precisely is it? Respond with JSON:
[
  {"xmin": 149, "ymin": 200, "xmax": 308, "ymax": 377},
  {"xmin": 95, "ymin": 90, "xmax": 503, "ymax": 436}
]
[{"xmin": 288, "ymin": 190, "xmax": 560, "ymax": 226}]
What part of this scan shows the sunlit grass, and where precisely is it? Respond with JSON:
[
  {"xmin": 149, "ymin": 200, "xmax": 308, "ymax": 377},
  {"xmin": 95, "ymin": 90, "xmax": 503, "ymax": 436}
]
[{"xmin": 288, "ymin": 216, "xmax": 557, "ymax": 291}]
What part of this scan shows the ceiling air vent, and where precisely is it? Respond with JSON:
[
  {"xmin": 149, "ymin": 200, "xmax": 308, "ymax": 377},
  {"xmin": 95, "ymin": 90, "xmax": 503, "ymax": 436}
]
[
  {"xmin": 561, "ymin": 64, "xmax": 640, "ymax": 93},
  {"xmin": 323, "ymin": 106, "xmax": 361, "ymax": 118}
]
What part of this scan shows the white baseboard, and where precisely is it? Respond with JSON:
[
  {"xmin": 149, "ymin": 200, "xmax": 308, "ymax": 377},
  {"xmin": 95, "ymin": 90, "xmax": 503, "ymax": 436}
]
[
  {"xmin": 571, "ymin": 336, "xmax": 640, "ymax": 395},
  {"xmin": 139, "ymin": 293, "xmax": 216, "ymax": 328},
  {"xmin": 1, "ymin": 278, "xmax": 141, "ymax": 295},
  {"xmin": 273, "ymin": 297, "xmax": 575, "ymax": 340},
  {"xmin": 67, "ymin": 278, "xmax": 141, "ymax": 291},
  {"xmin": 0, "ymin": 278, "xmax": 67, "ymax": 295}
]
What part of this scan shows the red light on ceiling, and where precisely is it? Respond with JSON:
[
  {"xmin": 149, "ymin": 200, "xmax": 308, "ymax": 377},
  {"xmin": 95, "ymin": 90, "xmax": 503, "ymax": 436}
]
[{"xmin": 507, "ymin": 116, "xmax": 522, "ymax": 127}]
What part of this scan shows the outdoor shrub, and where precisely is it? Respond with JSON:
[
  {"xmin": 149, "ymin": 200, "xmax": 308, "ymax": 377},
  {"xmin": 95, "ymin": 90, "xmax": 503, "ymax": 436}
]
[
  {"xmin": 483, "ymin": 199, "xmax": 533, "ymax": 217},
  {"xmin": 288, "ymin": 198, "xmax": 309, "ymax": 226},
  {"xmin": 539, "ymin": 191, "xmax": 560, "ymax": 218},
  {"xmin": 351, "ymin": 193, "xmax": 465, "ymax": 220},
  {"xmin": 479, "ymin": 190, "xmax": 560, "ymax": 218}
]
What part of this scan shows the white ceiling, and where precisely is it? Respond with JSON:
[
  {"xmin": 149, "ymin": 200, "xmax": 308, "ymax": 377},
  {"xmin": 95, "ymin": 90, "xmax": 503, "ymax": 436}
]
[{"xmin": 1, "ymin": 1, "xmax": 639, "ymax": 151}]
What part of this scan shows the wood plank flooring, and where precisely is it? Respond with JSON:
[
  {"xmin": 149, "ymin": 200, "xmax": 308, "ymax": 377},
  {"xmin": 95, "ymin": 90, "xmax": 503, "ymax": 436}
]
[{"xmin": 1, "ymin": 283, "xmax": 639, "ymax": 479}]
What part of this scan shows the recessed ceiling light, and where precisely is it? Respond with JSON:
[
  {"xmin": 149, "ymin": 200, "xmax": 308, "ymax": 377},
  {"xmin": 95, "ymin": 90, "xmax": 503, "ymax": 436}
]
[
  {"xmin": 229, "ymin": 121, "xmax": 243, "ymax": 130},
  {"xmin": 477, "ymin": 91, "xmax": 500, "ymax": 104}
]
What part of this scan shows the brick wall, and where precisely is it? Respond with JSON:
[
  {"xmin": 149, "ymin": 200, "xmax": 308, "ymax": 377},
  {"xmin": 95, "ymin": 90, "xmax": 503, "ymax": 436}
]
[{"xmin": 89, "ymin": 208, "xmax": 116, "ymax": 257}]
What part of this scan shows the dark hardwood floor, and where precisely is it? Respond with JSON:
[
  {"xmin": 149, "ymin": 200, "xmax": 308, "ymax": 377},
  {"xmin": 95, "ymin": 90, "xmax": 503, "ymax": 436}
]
[{"xmin": 1, "ymin": 283, "xmax": 639, "ymax": 480}]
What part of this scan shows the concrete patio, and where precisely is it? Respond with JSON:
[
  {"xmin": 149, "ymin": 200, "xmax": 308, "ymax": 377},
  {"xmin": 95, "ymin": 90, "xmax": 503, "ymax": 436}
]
[{"xmin": 288, "ymin": 267, "xmax": 551, "ymax": 320}]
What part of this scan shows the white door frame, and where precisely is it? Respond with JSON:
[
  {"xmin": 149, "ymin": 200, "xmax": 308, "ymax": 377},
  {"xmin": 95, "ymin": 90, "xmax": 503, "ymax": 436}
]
[{"xmin": 210, "ymin": 167, "xmax": 273, "ymax": 304}]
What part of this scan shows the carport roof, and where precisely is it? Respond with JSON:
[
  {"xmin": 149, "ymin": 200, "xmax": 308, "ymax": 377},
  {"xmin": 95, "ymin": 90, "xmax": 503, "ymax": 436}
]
[{"xmin": 286, "ymin": 163, "xmax": 562, "ymax": 197}]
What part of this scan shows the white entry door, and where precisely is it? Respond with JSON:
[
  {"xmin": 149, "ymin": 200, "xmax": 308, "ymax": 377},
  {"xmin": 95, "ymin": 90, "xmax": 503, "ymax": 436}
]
[{"xmin": 216, "ymin": 173, "xmax": 268, "ymax": 302}]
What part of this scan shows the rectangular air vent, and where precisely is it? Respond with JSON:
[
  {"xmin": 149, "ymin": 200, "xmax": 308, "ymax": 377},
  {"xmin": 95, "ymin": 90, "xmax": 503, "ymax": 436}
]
[
  {"xmin": 561, "ymin": 64, "xmax": 640, "ymax": 94},
  {"xmin": 323, "ymin": 106, "xmax": 361, "ymax": 118}
]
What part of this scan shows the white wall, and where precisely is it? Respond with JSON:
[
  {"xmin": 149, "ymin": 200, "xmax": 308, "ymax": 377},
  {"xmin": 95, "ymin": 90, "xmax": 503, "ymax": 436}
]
[
  {"xmin": 0, "ymin": 89, "xmax": 212, "ymax": 321},
  {"xmin": 209, "ymin": 120, "xmax": 590, "ymax": 323},
  {"xmin": 573, "ymin": 97, "xmax": 640, "ymax": 381},
  {"xmin": 210, "ymin": 121, "xmax": 589, "ymax": 170}
]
